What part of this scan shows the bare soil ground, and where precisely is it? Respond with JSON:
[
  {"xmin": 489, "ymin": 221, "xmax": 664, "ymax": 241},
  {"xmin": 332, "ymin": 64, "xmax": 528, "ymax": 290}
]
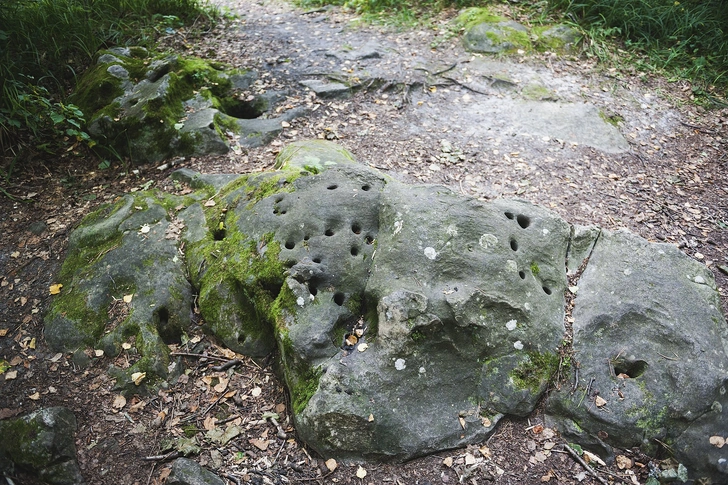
[{"xmin": 1, "ymin": 0, "xmax": 727, "ymax": 484}]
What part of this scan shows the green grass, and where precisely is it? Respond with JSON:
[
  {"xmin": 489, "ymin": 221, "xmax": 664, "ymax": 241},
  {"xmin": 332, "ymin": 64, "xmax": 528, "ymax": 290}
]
[
  {"xmin": 0, "ymin": 0, "xmax": 219, "ymax": 168},
  {"xmin": 546, "ymin": 0, "xmax": 728, "ymax": 98}
]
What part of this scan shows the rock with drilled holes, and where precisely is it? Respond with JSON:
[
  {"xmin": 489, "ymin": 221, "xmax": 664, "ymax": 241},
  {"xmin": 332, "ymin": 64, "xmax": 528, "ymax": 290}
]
[{"xmin": 44, "ymin": 141, "xmax": 728, "ymax": 480}]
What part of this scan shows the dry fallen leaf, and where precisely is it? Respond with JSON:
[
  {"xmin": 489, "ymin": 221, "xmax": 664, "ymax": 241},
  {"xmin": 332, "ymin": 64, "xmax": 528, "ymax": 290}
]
[
  {"xmin": 357, "ymin": 343, "xmax": 368, "ymax": 352},
  {"xmin": 479, "ymin": 445, "xmax": 491, "ymax": 458},
  {"xmin": 481, "ymin": 416, "xmax": 492, "ymax": 427},
  {"xmin": 709, "ymin": 436, "xmax": 726, "ymax": 448},
  {"xmin": 131, "ymin": 372, "xmax": 146, "ymax": 385},
  {"xmin": 49, "ymin": 283, "xmax": 63, "ymax": 295},
  {"xmin": 616, "ymin": 454, "xmax": 633, "ymax": 469},
  {"xmin": 0, "ymin": 328, "xmax": 8, "ymax": 337},
  {"xmin": 583, "ymin": 450, "xmax": 607, "ymax": 467},
  {"xmin": 123, "ymin": 294, "xmax": 133, "ymax": 303},
  {"xmin": 121, "ymin": 343, "xmax": 132, "ymax": 350},
  {"xmin": 251, "ymin": 386, "xmax": 262, "ymax": 398},
  {"xmin": 368, "ymin": 414, "xmax": 374, "ymax": 422},
  {"xmin": 459, "ymin": 416, "xmax": 466, "ymax": 429},
  {"xmin": 112, "ymin": 394, "xmax": 127, "ymax": 409},
  {"xmin": 203, "ymin": 415, "xmax": 217, "ymax": 431},
  {"xmin": 595, "ymin": 396, "xmax": 607, "ymax": 407},
  {"xmin": 356, "ymin": 466, "xmax": 367, "ymax": 479},
  {"xmin": 443, "ymin": 456, "xmax": 453, "ymax": 468},
  {"xmin": 532, "ymin": 424, "xmax": 544, "ymax": 434},
  {"xmin": 28, "ymin": 392, "xmax": 40, "ymax": 400},
  {"xmin": 249, "ymin": 438, "xmax": 269, "ymax": 451},
  {"xmin": 5, "ymin": 370, "xmax": 17, "ymax": 380},
  {"xmin": 325, "ymin": 458, "xmax": 338, "ymax": 472},
  {"xmin": 204, "ymin": 199, "xmax": 216, "ymax": 207},
  {"xmin": 464, "ymin": 453, "xmax": 476, "ymax": 465},
  {"xmin": 94, "ymin": 349, "xmax": 104, "ymax": 357}
]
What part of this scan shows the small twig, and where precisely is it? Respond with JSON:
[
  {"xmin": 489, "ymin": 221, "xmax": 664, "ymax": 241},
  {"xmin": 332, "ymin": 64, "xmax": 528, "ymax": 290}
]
[
  {"xmin": 656, "ymin": 352, "xmax": 678, "ymax": 361},
  {"xmin": 222, "ymin": 473, "xmax": 242, "ymax": 485},
  {"xmin": 440, "ymin": 76, "xmax": 490, "ymax": 95},
  {"xmin": 142, "ymin": 451, "xmax": 181, "ymax": 462},
  {"xmin": 145, "ymin": 462, "xmax": 156, "ymax": 485},
  {"xmin": 201, "ymin": 381, "xmax": 230, "ymax": 417},
  {"xmin": 211, "ymin": 359, "xmax": 243, "ymax": 372},
  {"xmin": 272, "ymin": 440, "xmax": 286, "ymax": 465},
  {"xmin": 563, "ymin": 445, "xmax": 609, "ymax": 485},
  {"xmin": 170, "ymin": 352, "xmax": 229, "ymax": 362}
]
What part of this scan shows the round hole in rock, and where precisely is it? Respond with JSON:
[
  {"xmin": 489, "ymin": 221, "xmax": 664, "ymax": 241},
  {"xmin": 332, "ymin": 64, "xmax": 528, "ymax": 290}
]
[
  {"xmin": 517, "ymin": 214, "xmax": 531, "ymax": 229},
  {"xmin": 218, "ymin": 97, "xmax": 265, "ymax": 119},
  {"xmin": 351, "ymin": 246, "xmax": 359, "ymax": 256},
  {"xmin": 351, "ymin": 223, "xmax": 362, "ymax": 234},
  {"xmin": 285, "ymin": 240, "xmax": 295, "ymax": 250},
  {"xmin": 362, "ymin": 185, "xmax": 371, "ymax": 191},
  {"xmin": 333, "ymin": 292, "xmax": 345, "ymax": 306},
  {"xmin": 542, "ymin": 286, "xmax": 552, "ymax": 295},
  {"xmin": 519, "ymin": 271, "xmax": 526, "ymax": 279},
  {"xmin": 303, "ymin": 234, "xmax": 310, "ymax": 241},
  {"xmin": 365, "ymin": 235, "xmax": 374, "ymax": 245},
  {"xmin": 505, "ymin": 212, "xmax": 515, "ymax": 220},
  {"xmin": 327, "ymin": 184, "xmax": 338, "ymax": 190},
  {"xmin": 309, "ymin": 284, "xmax": 318, "ymax": 297},
  {"xmin": 325, "ymin": 229, "xmax": 335, "ymax": 237},
  {"xmin": 510, "ymin": 239, "xmax": 518, "ymax": 251},
  {"xmin": 280, "ymin": 210, "xmax": 287, "ymax": 215},
  {"xmin": 613, "ymin": 359, "xmax": 648, "ymax": 378},
  {"xmin": 312, "ymin": 257, "xmax": 321, "ymax": 264}
]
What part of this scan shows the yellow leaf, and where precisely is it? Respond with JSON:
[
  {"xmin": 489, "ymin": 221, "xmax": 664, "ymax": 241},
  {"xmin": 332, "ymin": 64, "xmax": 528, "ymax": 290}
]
[
  {"xmin": 28, "ymin": 392, "xmax": 40, "ymax": 400},
  {"xmin": 29, "ymin": 337, "xmax": 36, "ymax": 349},
  {"xmin": 94, "ymin": 349, "xmax": 104, "ymax": 357},
  {"xmin": 131, "ymin": 372, "xmax": 146, "ymax": 385},
  {"xmin": 49, "ymin": 283, "xmax": 63, "ymax": 295},
  {"xmin": 429, "ymin": 86, "xmax": 437, "ymax": 93},
  {"xmin": 443, "ymin": 456, "xmax": 453, "ymax": 468},
  {"xmin": 123, "ymin": 294, "xmax": 133, "ymax": 303},
  {"xmin": 121, "ymin": 343, "xmax": 132, "ymax": 350},
  {"xmin": 325, "ymin": 458, "xmax": 338, "ymax": 472},
  {"xmin": 616, "ymin": 454, "xmax": 633, "ymax": 469},
  {"xmin": 368, "ymin": 414, "xmax": 374, "ymax": 422},
  {"xmin": 0, "ymin": 328, "xmax": 8, "ymax": 337},
  {"xmin": 479, "ymin": 445, "xmax": 491, "ymax": 458},
  {"xmin": 356, "ymin": 466, "xmax": 367, "ymax": 479}
]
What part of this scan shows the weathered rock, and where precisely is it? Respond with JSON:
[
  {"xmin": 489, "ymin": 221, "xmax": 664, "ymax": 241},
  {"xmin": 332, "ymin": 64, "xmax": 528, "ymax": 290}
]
[
  {"xmin": 0, "ymin": 407, "xmax": 84, "ymax": 485},
  {"xmin": 534, "ymin": 24, "xmax": 581, "ymax": 52},
  {"xmin": 463, "ymin": 20, "xmax": 530, "ymax": 54},
  {"xmin": 546, "ymin": 229, "xmax": 728, "ymax": 482},
  {"xmin": 167, "ymin": 458, "xmax": 226, "ymax": 485},
  {"xmin": 45, "ymin": 141, "xmax": 728, "ymax": 477},
  {"xmin": 44, "ymin": 193, "xmax": 195, "ymax": 388},
  {"xmin": 71, "ymin": 48, "xmax": 304, "ymax": 163},
  {"xmin": 300, "ymin": 79, "xmax": 351, "ymax": 99}
]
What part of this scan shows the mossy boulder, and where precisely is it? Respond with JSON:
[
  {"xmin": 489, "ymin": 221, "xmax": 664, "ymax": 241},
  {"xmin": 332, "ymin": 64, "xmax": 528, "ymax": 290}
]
[
  {"xmin": 71, "ymin": 47, "xmax": 306, "ymax": 164},
  {"xmin": 0, "ymin": 407, "xmax": 84, "ymax": 485},
  {"xmin": 45, "ymin": 141, "xmax": 728, "ymax": 478}
]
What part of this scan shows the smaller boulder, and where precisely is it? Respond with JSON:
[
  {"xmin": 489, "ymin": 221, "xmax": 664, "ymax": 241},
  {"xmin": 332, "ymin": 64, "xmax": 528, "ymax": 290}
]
[
  {"xmin": 0, "ymin": 407, "xmax": 84, "ymax": 485},
  {"xmin": 167, "ymin": 458, "xmax": 226, "ymax": 485}
]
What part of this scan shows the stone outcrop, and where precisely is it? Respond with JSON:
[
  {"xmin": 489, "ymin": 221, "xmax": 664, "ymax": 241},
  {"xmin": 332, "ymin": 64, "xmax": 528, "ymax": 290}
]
[
  {"xmin": 44, "ymin": 140, "xmax": 728, "ymax": 482},
  {"xmin": 70, "ymin": 47, "xmax": 306, "ymax": 163},
  {"xmin": 0, "ymin": 407, "xmax": 84, "ymax": 485}
]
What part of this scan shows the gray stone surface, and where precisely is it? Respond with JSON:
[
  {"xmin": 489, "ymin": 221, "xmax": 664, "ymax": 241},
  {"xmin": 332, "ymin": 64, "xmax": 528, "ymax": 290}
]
[
  {"xmin": 546, "ymin": 229, "xmax": 728, "ymax": 482},
  {"xmin": 45, "ymin": 141, "xmax": 728, "ymax": 479},
  {"xmin": 0, "ymin": 407, "xmax": 84, "ymax": 485},
  {"xmin": 167, "ymin": 458, "xmax": 226, "ymax": 485},
  {"xmin": 300, "ymin": 79, "xmax": 351, "ymax": 99}
]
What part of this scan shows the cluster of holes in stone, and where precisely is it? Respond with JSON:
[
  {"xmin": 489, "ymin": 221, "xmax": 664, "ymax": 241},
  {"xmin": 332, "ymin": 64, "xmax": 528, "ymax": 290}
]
[
  {"xmin": 505, "ymin": 211, "xmax": 552, "ymax": 295},
  {"xmin": 504, "ymin": 211, "xmax": 531, "ymax": 229}
]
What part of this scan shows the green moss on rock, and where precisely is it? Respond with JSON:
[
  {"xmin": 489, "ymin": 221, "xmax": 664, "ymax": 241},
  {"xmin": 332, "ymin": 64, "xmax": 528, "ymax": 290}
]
[{"xmin": 510, "ymin": 351, "xmax": 559, "ymax": 392}]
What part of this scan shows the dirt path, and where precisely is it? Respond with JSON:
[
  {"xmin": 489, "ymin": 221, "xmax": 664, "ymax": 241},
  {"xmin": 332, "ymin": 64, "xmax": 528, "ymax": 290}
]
[{"xmin": 1, "ymin": 0, "xmax": 727, "ymax": 484}]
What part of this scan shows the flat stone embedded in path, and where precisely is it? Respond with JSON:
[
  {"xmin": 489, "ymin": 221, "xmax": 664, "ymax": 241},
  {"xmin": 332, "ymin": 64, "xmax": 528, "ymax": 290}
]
[{"xmin": 300, "ymin": 79, "xmax": 351, "ymax": 98}]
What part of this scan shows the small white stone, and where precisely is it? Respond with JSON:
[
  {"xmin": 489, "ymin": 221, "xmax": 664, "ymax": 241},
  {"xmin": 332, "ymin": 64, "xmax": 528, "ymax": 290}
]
[
  {"xmin": 694, "ymin": 275, "xmax": 705, "ymax": 284},
  {"xmin": 623, "ymin": 268, "xmax": 632, "ymax": 276},
  {"xmin": 542, "ymin": 228, "xmax": 549, "ymax": 235},
  {"xmin": 506, "ymin": 320, "xmax": 517, "ymax": 331},
  {"xmin": 479, "ymin": 234, "xmax": 498, "ymax": 249},
  {"xmin": 395, "ymin": 358, "xmax": 406, "ymax": 370},
  {"xmin": 424, "ymin": 247, "xmax": 437, "ymax": 260},
  {"xmin": 513, "ymin": 341, "xmax": 524, "ymax": 350},
  {"xmin": 296, "ymin": 297, "xmax": 305, "ymax": 307}
]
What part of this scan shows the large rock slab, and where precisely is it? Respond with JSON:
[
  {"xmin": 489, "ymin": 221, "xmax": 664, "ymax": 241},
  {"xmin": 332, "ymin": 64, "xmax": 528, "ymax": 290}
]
[
  {"xmin": 45, "ymin": 141, "xmax": 728, "ymax": 479},
  {"xmin": 546, "ymin": 229, "xmax": 728, "ymax": 482}
]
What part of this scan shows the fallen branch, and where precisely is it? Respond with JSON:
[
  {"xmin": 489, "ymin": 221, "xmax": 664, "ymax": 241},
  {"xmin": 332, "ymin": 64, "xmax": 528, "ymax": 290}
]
[
  {"xmin": 562, "ymin": 445, "xmax": 609, "ymax": 485},
  {"xmin": 170, "ymin": 352, "xmax": 229, "ymax": 362},
  {"xmin": 142, "ymin": 451, "xmax": 181, "ymax": 462}
]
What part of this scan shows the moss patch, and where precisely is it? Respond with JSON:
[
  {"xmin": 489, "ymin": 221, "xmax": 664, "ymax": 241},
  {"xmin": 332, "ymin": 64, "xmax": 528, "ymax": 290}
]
[
  {"xmin": 510, "ymin": 351, "xmax": 560, "ymax": 392},
  {"xmin": 455, "ymin": 7, "xmax": 504, "ymax": 31}
]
